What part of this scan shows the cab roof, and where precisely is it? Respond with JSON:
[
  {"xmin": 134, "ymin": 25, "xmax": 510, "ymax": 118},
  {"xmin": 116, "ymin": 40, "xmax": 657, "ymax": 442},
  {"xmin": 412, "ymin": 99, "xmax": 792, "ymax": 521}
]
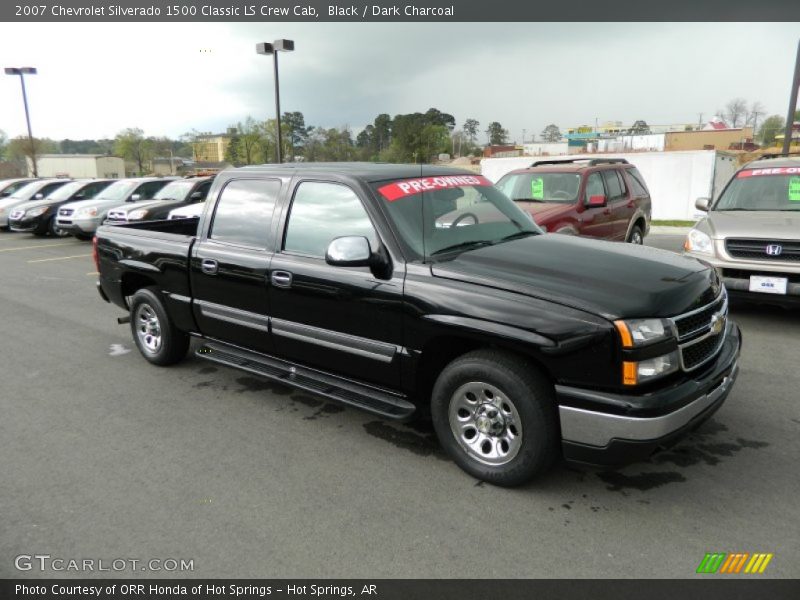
[{"xmin": 232, "ymin": 162, "xmax": 479, "ymax": 183}]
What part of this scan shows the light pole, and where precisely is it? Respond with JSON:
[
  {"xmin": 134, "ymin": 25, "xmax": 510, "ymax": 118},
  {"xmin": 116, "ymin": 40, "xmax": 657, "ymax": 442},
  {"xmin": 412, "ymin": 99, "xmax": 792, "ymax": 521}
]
[
  {"xmin": 5, "ymin": 66, "xmax": 38, "ymax": 176},
  {"xmin": 256, "ymin": 40, "xmax": 294, "ymax": 164}
]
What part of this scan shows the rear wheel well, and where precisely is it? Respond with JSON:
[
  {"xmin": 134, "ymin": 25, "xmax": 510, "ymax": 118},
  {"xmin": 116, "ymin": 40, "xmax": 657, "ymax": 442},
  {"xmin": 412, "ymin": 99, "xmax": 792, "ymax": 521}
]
[
  {"xmin": 121, "ymin": 273, "xmax": 158, "ymax": 307},
  {"xmin": 414, "ymin": 337, "xmax": 551, "ymax": 410}
]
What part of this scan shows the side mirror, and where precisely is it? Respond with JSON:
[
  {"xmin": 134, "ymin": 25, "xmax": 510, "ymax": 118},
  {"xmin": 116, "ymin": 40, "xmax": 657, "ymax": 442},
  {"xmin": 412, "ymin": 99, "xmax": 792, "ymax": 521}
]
[
  {"xmin": 695, "ymin": 197, "xmax": 710, "ymax": 212},
  {"xmin": 587, "ymin": 194, "xmax": 607, "ymax": 207},
  {"xmin": 34, "ymin": 193, "xmax": 44, "ymax": 200},
  {"xmin": 326, "ymin": 236, "xmax": 373, "ymax": 267},
  {"xmin": 189, "ymin": 191, "xmax": 204, "ymax": 200},
  {"xmin": 128, "ymin": 193, "xmax": 142, "ymax": 202}
]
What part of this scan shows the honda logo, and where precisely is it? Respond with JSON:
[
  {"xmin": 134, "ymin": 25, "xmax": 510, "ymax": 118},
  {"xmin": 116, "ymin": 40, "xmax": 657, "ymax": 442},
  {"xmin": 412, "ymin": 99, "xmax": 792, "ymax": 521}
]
[{"xmin": 765, "ymin": 244, "xmax": 783, "ymax": 256}]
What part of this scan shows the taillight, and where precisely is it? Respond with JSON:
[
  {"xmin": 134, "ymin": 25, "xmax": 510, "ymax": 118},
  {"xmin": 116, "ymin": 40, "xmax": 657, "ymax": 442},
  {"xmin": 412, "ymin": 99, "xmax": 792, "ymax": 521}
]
[{"xmin": 92, "ymin": 235, "xmax": 100, "ymax": 272}]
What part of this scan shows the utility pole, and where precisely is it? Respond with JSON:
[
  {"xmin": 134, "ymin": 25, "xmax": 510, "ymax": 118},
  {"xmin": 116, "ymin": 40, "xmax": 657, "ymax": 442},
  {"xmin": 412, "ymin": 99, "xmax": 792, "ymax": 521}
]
[
  {"xmin": 522, "ymin": 128, "xmax": 526, "ymax": 145},
  {"xmin": 697, "ymin": 113, "xmax": 704, "ymax": 127},
  {"xmin": 782, "ymin": 38, "xmax": 800, "ymax": 155}
]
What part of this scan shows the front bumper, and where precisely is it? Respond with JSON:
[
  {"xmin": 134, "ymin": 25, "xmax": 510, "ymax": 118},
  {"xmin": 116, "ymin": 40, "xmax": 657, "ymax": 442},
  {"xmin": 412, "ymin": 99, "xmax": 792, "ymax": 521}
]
[
  {"xmin": 558, "ymin": 322, "xmax": 741, "ymax": 466},
  {"xmin": 685, "ymin": 247, "xmax": 800, "ymax": 302},
  {"xmin": 9, "ymin": 215, "xmax": 47, "ymax": 233},
  {"xmin": 55, "ymin": 216, "xmax": 100, "ymax": 235}
]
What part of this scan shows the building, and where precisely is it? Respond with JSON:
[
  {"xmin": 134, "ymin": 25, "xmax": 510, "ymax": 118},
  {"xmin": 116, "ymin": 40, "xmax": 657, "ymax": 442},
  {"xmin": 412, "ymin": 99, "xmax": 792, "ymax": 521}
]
[
  {"xmin": 483, "ymin": 145, "xmax": 522, "ymax": 158},
  {"xmin": 28, "ymin": 154, "xmax": 125, "ymax": 178},
  {"xmin": 192, "ymin": 131, "xmax": 234, "ymax": 162}
]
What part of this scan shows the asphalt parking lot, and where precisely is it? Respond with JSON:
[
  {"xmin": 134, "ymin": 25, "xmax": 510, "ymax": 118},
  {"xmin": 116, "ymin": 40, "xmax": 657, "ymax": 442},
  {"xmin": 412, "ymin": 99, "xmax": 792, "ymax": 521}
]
[{"xmin": 1, "ymin": 232, "xmax": 798, "ymax": 579}]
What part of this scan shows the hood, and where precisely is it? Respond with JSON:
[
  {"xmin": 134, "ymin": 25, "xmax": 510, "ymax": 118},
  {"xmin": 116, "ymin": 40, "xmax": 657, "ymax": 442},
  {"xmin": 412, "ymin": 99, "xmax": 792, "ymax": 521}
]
[
  {"xmin": 11, "ymin": 197, "xmax": 64, "ymax": 212},
  {"xmin": 430, "ymin": 234, "xmax": 717, "ymax": 320},
  {"xmin": 705, "ymin": 210, "xmax": 800, "ymax": 239},
  {"xmin": 0, "ymin": 196, "xmax": 36, "ymax": 212},
  {"xmin": 60, "ymin": 197, "xmax": 127, "ymax": 212},
  {"xmin": 110, "ymin": 199, "xmax": 165, "ymax": 214}
]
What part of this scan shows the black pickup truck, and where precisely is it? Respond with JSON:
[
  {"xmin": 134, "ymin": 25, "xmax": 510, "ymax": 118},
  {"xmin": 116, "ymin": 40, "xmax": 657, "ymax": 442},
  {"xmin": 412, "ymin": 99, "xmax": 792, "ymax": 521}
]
[{"xmin": 95, "ymin": 163, "xmax": 741, "ymax": 486}]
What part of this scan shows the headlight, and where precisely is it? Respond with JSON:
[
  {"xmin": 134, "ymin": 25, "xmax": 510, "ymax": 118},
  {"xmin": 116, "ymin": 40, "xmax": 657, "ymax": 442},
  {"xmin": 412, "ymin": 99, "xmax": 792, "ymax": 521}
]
[
  {"xmin": 128, "ymin": 209, "xmax": 148, "ymax": 220},
  {"xmin": 684, "ymin": 229, "xmax": 713, "ymax": 254},
  {"xmin": 623, "ymin": 350, "xmax": 680, "ymax": 386},
  {"xmin": 26, "ymin": 206, "xmax": 48, "ymax": 217},
  {"xmin": 76, "ymin": 206, "xmax": 98, "ymax": 217},
  {"xmin": 615, "ymin": 318, "xmax": 673, "ymax": 347}
]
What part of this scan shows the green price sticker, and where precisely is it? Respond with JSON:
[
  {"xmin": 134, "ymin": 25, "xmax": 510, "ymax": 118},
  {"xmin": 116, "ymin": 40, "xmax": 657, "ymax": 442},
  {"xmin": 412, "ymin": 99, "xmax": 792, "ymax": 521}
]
[
  {"xmin": 531, "ymin": 177, "xmax": 544, "ymax": 200},
  {"xmin": 789, "ymin": 177, "xmax": 800, "ymax": 202}
]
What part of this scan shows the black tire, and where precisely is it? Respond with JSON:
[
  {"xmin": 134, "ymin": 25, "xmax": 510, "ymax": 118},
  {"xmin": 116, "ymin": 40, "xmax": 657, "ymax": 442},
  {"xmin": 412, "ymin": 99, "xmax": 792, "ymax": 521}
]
[
  {"xmin": 74, "ymin": 233, "xmax": 93, "ymax": 241},
  {"xmin": 48, "ymin": 217, "xmax": 70, "ymax": 237},
  {"xmin": 627, "ymin": 223, "xmax": 644, "ymax": 244},
  {"xmin": 129, "ymin": 287, "xmax": 190, "ymax": 366},
  {"xmin": 430, "ymin": 349, "xmax": 558, "ymax": 487}
]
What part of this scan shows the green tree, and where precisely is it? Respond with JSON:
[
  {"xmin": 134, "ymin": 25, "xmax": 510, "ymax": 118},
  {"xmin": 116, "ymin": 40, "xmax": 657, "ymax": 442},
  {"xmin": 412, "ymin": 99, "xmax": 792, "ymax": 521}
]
[
  {"xmin": 282, "ymin": 111, "xmax": 308, "ymax": 160},
  {"xmin": 114, "ymin": 128, "xmax": 154, "ymax": 175},
  {"xmin": 540, "ymin": 124, "xmax": 562, "ymax": 142},
  {"xmin": 759, "ymin": 115, "xmax": 785, "ymax": 146},
  {"xmin": 486, "ymin": 122, "xmax": 508, "ymax": 145},
  {"xmin": 463, "ymin": 118, "xmax": 479, "ymax": 143},
  {"xmin": 0, "ymin": 129, "xmax": 7, "ymax": 159},
  {"xmin": 224, "ymin": 130, "xmax": 242, "ymax": 165},
  {"xmin": 6, "ymin": 136, "xmax": 58, "ymax": 175}
]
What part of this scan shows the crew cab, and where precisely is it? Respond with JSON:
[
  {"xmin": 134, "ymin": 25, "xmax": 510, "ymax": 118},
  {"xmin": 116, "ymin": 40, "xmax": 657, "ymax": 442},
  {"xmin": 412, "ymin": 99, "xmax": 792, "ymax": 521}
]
[
  {"xmin": 495, "ymin": 158, "xmax": 651, "ymax": 243},
  {"xmin": 685, "ymin": 154, "xmax": 800, "ymax": 306},
  {"xmin": 95, "ymin": 164, "xmax": 741, "ymax": 486}
]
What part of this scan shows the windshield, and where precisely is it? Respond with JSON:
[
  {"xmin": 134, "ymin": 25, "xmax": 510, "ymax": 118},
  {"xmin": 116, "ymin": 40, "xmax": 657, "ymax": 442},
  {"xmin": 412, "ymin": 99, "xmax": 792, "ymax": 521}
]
[
  {"xmin": 9, "ymin": 181, "xmax": 47, "ymax": 200},
  {"xmin": 373, "ymin": 174, "xmax": 541, "ymax": 260},
  {"xmin": 1, "ymin": 180, "xmax": 32, "ymax": 197},
  {"xmin": 153, "ymin": 180, "xmax": 195, "ymax": 201},
  {"xmin": 715, "ymin": 168, "xmax": 800, "ymax": 211},
  {"xmin": 96, "ymin": 180, "xmax": 138, "ymax": 202},
  {"xmin": 496, "ymin": 171, "xmax": 581, "ymax": 203},
  {"xmin": 46, "ymin": 181, "xmax": 89, "ymax": 201}
]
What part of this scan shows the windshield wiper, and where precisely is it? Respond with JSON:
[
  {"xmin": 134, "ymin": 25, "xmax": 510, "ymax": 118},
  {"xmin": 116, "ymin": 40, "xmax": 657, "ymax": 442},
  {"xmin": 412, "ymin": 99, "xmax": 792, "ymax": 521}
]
[
  {"xmin": 497, "ymin": 230, "xmax": 539, "ymax": 243},
  {"xmin": 430, "ymin": 240, "xmax": 494, "ymax": 256},
  {"xmin": 512, "ymin": 197, "xmax": 546, "ymax": 202}
]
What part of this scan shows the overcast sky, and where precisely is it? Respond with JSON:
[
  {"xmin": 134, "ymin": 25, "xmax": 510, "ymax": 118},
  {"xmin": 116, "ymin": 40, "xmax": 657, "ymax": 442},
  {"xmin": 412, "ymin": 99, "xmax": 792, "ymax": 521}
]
[{"xmin": 1, "ymin": 22, "xmax": 798, "ymax": 144}]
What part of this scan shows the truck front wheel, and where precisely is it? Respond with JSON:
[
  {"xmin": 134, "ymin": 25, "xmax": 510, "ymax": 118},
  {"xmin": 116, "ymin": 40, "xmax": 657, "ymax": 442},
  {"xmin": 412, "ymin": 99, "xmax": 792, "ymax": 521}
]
[
  {"xmin": 431, "ymin": 350, "xmax": 558, "ymax": 487},
  {"xmin": 129, "ymin": 288, "xmax": 190, "ymax": 366}
]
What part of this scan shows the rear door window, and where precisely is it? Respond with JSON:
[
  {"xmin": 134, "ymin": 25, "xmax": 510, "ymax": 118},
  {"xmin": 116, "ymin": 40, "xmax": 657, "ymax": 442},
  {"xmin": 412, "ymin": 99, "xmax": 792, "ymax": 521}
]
[
  {"xmin": 209, "ymin": 179, "xmax": 281, "ymax": 249},
  {"xmin": 601, "ymin": 170, "xmax": 625, "ymax": 201},
  {"xmin": 626, "ymin": 167, "xmax": 650, "ymax": 196}
]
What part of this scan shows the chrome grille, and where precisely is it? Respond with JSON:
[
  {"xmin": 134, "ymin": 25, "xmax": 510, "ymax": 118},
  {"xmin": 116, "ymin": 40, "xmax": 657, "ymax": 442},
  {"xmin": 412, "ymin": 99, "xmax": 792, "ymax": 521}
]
[
  {"xmin": 670, "ymin": 290, "xmax": 728, "ymax": 372},
  {"xmin": 726, "ymin": 239, "xmax": 800, "ymax": 262}
]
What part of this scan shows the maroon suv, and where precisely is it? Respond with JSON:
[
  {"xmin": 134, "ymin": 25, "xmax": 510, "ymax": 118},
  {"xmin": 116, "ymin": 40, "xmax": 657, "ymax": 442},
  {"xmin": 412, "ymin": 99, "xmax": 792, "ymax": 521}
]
[{"xmin": 495, "ymin": 158, "xmax": 652, "ymax": 243}]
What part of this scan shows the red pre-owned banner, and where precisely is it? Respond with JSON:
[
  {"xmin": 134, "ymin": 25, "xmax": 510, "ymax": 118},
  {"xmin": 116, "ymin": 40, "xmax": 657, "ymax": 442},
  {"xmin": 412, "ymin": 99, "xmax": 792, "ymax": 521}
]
[
  {"xmin": 737, "ymin": 167, "xmax": 800, "ymax": 178},
  {"xmin": 377, "ymin": 175, "xmax": 493, "ymax": 201}
]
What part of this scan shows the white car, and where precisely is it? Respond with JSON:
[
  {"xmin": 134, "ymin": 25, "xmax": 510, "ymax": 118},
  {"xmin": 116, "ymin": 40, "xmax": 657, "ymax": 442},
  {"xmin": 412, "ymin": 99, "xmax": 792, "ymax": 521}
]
[{"xmin": 0, "ymin": 179, "xmax": 72, "ymax": 229}]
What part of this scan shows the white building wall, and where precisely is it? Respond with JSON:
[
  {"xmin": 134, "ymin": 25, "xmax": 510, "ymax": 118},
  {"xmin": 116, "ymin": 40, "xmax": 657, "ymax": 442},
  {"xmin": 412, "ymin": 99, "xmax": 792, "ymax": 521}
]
[
  {"xmin": 481, "ymin": 150, "xmax": 719, "ymax": 221},
  {"xmin": 30, "ymin": 155, "xmax": 125, "ymax": 178},
  {"xmin": 523, "ymin": 142, "xmax": 570, "ymax": 156}
]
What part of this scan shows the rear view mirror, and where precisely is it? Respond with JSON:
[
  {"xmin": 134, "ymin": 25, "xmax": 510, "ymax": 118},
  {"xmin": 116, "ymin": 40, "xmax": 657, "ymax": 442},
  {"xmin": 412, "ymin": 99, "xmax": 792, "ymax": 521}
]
[
  {"xmin": 587, "ymin": 194, "xmax": 606, "ymax": 207},
  {"xmin": 695, "ymin": 197, "xmax": 710, "ymax": 212}
]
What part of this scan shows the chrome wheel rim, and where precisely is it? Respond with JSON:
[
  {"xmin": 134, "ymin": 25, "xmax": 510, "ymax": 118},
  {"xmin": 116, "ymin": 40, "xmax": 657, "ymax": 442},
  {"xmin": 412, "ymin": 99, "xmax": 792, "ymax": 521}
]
[
  {"xmin": 448, "ymin": 382, "xmax": 523, "ymax": 466},
  {"xmin": 631, "ymin": 230, "xmax": 643, "ymax": 244},
  {"xmin": 50, "ymin": 218, "xmax": 69, "ymax": 237},
  {"xmin": 135, "ymin": 303, "xmax": 162, "ymax": 353}
]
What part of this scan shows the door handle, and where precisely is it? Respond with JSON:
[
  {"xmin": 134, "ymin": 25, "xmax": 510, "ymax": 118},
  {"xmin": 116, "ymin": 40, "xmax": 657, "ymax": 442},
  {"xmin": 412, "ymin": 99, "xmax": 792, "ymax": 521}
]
[
  {"xmin": 200, "ymin": 259, "xmax": 218, "ymax": 275},
  {"xmin": 271, "ymin": 270, "xmax": 293, "ymax": 288}
]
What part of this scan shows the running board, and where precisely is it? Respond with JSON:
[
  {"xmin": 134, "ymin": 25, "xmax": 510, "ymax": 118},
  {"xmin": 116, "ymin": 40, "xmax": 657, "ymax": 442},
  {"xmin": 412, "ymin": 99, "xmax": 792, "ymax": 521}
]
[{"xmin": 196, "ymin": 341, "xmax": 416, "ymax": 420}]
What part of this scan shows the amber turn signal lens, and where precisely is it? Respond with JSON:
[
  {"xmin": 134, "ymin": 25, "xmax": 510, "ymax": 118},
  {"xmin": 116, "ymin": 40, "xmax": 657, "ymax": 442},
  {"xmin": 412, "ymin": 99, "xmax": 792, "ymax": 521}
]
[
  {"xmin": 623, "ymin": 361, "xmax": 638, "ymax": 386},
  {"xmin": 614, "ymin": 320, "xmax": 633, "ymax": 348}
]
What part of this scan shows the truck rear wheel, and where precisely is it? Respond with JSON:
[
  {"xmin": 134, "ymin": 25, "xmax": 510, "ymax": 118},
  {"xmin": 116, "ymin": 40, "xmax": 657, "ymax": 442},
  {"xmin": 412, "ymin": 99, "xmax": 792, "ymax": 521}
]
[
  {"xmin": 431, "ymin": 350, "xmax": 558, "ymax": 487},
  {"xmin": 129, "ymin": 288, "xmax": 189, "ymax": 366}
]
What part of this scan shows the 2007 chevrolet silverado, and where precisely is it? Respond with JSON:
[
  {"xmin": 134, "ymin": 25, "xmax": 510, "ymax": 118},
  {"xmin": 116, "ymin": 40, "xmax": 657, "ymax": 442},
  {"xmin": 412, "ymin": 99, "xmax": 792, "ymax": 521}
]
[{"xmin": 95, "ymin": 163, "xmax": 741, "ymax": 486}]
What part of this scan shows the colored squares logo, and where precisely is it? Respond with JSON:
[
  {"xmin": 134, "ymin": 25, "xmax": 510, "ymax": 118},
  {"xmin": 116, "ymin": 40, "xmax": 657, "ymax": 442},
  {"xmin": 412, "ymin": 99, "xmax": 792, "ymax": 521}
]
[{"xmin": 697, "ymin": 552, "xmax": 774, "ymax": 574}]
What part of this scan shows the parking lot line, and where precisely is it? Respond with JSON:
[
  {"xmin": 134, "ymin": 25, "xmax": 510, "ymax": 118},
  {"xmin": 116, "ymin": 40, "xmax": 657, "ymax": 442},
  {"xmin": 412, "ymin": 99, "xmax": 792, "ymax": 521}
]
[
  {"xmin": 0, "ymin": 241, "xmax": 82, "ymax": 252},
  {"xmin": 27, "ymin": 253, "xmax": 92, "ymax": 263}
]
